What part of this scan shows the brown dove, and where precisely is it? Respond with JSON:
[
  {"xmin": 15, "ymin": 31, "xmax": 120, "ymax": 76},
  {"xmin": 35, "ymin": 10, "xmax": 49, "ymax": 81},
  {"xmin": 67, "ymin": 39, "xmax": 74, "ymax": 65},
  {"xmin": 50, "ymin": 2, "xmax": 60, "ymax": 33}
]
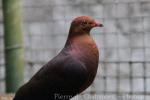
[{"xmin": 13, "ymin": 16, "xmax": 103, "ymax": 100}]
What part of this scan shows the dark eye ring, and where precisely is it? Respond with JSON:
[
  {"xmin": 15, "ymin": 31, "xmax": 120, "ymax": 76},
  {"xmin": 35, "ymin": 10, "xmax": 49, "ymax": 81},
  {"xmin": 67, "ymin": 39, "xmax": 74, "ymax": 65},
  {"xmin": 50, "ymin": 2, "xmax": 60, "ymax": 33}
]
[{"xmin": 81, "ymin": 20, "xmax": 88, "ymax": 25}]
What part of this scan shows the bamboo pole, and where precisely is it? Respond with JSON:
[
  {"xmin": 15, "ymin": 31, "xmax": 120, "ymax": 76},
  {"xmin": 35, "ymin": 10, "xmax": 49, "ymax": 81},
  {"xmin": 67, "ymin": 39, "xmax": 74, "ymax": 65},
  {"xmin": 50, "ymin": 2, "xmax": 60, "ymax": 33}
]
[{"xmin": 2, "ymin": 0, "xmax": 24, "ymax": 92}]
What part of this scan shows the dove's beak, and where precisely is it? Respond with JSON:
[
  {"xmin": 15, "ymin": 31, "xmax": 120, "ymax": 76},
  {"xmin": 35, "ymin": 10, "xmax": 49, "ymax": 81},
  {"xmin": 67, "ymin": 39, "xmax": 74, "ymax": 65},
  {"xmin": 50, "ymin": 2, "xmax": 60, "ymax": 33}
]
[
  {"xmin": 96, "ymin": 23, "xmax": 103, "ymax": 27},
  {"xmin": 95, "ymin": 22, "xmax": 103, "ymax": 27},
  {"xmin": 94, "ymin": 20, "xmax": 103, "ymax": 27}
]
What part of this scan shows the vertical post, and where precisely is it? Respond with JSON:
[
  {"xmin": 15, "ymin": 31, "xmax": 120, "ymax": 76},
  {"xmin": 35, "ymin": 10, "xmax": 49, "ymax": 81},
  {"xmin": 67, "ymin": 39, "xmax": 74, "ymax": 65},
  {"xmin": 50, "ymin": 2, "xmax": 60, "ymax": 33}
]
[{"xmin": 2, "ymin": 0, "xmax": 24, "ymax": 92}]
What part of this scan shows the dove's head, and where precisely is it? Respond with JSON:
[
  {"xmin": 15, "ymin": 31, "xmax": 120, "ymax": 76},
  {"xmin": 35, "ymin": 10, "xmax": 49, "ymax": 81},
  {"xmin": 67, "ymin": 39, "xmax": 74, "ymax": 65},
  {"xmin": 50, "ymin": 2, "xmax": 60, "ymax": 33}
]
[{"xmin": 69, "ymin": 16, "xmax": 103, "ymax": 35}]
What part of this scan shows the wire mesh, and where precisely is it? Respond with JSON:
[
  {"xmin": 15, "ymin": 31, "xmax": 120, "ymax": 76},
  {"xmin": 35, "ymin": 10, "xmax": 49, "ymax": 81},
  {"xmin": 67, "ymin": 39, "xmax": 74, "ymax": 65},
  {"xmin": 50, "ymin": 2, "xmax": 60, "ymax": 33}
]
[{"xmin": 0, "ymin": 0, "xmax": 150, "ymax": 100}]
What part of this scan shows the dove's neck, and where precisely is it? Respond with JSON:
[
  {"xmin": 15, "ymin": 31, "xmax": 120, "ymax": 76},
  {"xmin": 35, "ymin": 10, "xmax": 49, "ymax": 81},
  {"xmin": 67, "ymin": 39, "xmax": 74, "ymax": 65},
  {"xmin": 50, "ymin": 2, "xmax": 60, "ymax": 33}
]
[
  {"xmin": 64, "ymin": 26, "xmax": 98, "ymax": 61},
  {"xmin": 64, "ymin": 32, "xmax": 98, "ymax": 59},
  {"xmin": 65, "ymin": 31, "xmax": 89, "ymax": 47}
]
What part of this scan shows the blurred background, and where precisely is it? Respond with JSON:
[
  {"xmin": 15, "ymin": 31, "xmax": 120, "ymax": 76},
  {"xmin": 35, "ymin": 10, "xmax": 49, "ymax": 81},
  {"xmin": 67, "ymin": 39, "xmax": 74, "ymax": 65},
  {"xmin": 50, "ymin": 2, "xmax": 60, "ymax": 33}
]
[{"xmin": 0, "ymin": 0, "xmax": 150, "ymax": 100}]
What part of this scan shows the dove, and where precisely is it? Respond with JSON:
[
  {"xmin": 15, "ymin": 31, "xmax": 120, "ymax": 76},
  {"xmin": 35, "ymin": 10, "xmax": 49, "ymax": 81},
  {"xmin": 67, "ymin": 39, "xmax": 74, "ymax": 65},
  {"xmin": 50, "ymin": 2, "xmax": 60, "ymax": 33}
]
[{"xmin": 13, "ymin": 16, "xmax": 103, "ymax": 100}]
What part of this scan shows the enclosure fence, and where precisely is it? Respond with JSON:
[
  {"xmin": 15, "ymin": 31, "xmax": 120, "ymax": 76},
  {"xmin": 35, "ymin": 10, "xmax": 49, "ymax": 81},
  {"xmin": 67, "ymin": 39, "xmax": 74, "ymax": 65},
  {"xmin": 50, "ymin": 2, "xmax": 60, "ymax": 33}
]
[{"xmin": 0, "ymin": 0, "xmax": 150, "ymax": 100}]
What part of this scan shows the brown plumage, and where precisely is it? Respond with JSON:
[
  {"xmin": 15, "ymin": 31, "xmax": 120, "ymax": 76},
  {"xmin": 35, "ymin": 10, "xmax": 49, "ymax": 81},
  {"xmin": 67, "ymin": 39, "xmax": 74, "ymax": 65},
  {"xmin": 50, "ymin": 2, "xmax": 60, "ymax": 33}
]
[{"xmin": 13, "ymin": 16, "xmax": 103, "ymax": 100}]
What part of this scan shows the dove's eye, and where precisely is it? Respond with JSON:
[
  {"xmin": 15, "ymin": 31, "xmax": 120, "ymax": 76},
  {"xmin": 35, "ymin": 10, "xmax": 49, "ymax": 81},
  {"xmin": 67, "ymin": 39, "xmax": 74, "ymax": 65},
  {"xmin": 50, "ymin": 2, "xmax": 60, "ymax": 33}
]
[
  {"xmin": 81, "ymin": 20, "xmax": 88, "ymax": 25},
  {"xmin": 89, "ymin": 22, "xmax": 93, "ymax": 25}
]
